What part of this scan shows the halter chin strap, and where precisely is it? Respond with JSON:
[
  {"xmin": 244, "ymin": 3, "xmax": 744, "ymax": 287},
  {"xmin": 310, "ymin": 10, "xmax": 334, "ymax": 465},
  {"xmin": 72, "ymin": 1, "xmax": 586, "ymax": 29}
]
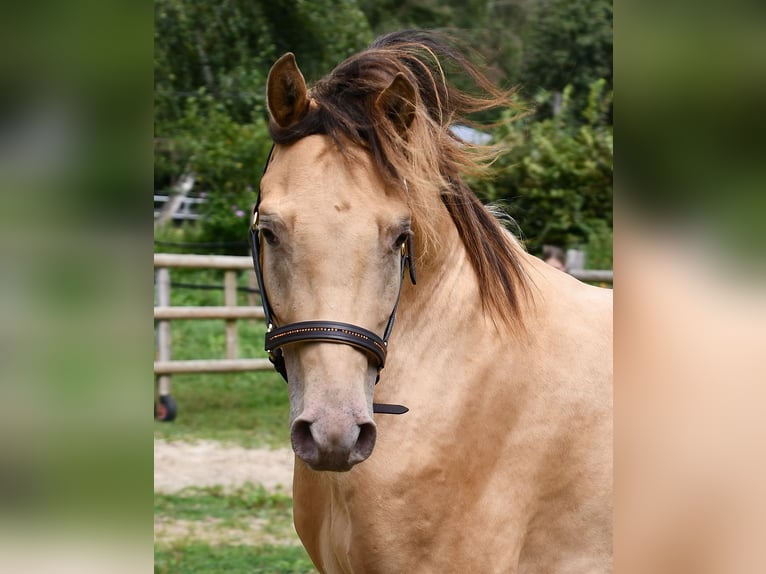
[{"xmin": 249, "ymin": 152, "xmax": 415, "ymax": 415}]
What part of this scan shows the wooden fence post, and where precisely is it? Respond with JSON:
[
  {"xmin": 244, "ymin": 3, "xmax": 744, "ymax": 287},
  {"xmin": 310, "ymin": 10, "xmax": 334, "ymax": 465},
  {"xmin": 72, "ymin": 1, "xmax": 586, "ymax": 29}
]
[
  {"xmin": 224, "ymin": 270, "xmax": 238, "ymax": 360},
  {"xmin": 156, "ymin": 267, "xmax": 172, "ymax": 396}
]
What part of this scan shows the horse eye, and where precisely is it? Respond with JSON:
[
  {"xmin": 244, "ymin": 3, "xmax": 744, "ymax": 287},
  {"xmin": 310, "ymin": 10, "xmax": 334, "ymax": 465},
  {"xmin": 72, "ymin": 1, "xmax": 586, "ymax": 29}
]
[
  {"xmin": 260, "ymin": 228, "xmax": 279, "ymax": 246},
  {"xmin": 394, "ymin": 232, "xmax": 409, "ymax": 250}
]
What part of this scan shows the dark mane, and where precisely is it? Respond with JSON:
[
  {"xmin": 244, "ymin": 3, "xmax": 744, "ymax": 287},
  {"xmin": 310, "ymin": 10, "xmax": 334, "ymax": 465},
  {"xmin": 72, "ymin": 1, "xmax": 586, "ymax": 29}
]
[{"xmin": 269, "ymin": 29, "xmax": 532, "ymax": 328}]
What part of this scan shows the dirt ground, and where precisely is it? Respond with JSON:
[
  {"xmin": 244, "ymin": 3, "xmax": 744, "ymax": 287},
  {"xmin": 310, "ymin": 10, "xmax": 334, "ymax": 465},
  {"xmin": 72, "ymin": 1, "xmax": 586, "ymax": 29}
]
[{"xmin": 154, "ymin": 439, "xmax": 295, "ymax": 493}]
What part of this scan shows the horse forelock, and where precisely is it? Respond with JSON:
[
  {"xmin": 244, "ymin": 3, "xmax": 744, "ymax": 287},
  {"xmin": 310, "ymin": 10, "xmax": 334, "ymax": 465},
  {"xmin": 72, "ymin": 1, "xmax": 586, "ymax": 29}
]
[{"xmin": 268, "ymin": 30, "xmax": 532, "ymax": 329}]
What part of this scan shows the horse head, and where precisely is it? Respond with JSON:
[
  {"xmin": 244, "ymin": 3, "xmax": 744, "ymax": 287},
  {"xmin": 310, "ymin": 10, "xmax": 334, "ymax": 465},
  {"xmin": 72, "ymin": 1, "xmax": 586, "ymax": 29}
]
[{"xmin": 256, "ymin": 53, "xmax": 417, "ymax": 471}]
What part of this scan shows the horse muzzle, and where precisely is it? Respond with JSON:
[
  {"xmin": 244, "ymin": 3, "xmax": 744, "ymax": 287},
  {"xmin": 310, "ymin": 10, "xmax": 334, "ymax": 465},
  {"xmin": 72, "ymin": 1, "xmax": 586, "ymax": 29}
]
[{"xmin": 291, "ymin": 411, "xmax": 377, "ymax": 472}]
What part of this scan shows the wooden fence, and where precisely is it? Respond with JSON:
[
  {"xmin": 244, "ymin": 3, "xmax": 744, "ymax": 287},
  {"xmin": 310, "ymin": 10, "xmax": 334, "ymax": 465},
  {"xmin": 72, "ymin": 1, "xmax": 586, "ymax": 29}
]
[{"xmin": 154, "ymin": 253, "xmax": 273, "ymax": 410}]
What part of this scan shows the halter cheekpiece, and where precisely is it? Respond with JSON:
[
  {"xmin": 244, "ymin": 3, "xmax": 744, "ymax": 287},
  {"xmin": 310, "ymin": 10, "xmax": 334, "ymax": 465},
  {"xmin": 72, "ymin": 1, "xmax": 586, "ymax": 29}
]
[{"xmin": 248, "ymin": 147, "xmax": 415, "ymax": 415}]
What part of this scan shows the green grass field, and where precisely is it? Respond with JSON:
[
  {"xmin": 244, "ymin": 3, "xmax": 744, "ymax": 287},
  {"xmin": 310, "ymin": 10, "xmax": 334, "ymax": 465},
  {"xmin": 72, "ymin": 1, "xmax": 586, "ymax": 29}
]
[
  {"xmin": 153, "ymin": 369, "xmax": 292, "ymax": 449},
  {"xmin": 155, "ymin": 267, "xmax": 315, "ymax": 572},
  {"xmin": 154, "ymin": 484, "xmax": 315, "ymax": 574}
]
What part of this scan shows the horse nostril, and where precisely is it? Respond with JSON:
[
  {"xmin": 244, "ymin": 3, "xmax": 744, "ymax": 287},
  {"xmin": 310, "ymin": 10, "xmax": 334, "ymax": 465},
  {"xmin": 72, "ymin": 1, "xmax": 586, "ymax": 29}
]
[
  {"xmin": 350, "ymin": 421, "xmax": 377, "ymax": 465},
  {"xmin": 291, "ymin": 416, "xmax": 377, "ymax": 470},
  {"xmin": 291, "ymin": 419, "xmax": 319, "ymax": 465}
]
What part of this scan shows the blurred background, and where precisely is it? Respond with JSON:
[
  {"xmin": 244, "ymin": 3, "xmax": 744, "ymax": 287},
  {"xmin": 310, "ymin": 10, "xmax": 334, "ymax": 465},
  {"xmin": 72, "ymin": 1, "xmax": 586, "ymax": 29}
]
[
  {"xmin": 1, "ymin": 0, "xmax": 153, "ymax": 571},
  {"xmin": 617, "ymin": 2, "xmax": 766, "ymax": 572}
]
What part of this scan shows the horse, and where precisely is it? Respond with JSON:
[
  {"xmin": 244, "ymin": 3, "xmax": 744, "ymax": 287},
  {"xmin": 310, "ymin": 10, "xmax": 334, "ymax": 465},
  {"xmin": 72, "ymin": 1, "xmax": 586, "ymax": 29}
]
[{"xmin": 250, "ymin": 30, "xmax": 612, "ymax": 573}]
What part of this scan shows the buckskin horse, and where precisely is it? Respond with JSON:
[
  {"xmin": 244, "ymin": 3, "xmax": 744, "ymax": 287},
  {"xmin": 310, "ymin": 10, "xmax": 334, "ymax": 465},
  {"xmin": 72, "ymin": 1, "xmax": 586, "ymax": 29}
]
[{"xmin": 249, "ymin": 30, "xmax": 612, "ymax": 573}]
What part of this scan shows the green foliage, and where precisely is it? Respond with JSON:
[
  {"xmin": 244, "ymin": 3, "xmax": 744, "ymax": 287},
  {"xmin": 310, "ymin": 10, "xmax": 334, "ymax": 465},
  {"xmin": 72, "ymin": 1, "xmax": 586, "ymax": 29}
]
[
  {"xmin": 582, "ymin": 218, "xmax": 613, "ymax": 271},
  {"xmin": 521, "ymin": 0, "xmax": 612, "ymax": 116},
  {"xmin": 475, "ymin": 80, "xmax": 613, "ymax": 263},
  {"xmin": 155, "ymin": 90, "xmax": 270, "ymax": 250},
  {"xmin": 360, "ymin": 0, "xmax": 457, "ymax": 31},
  {"xmin": 260, "ymin": 0, "xmax": 373, "ymax": 83},
  {"xmin": 358, "ymin": 1, "xmax": 527, "ymax": 92},
  {"xmin": 154, "ymin": 96, "xmax": 263, "ymax": 249}
]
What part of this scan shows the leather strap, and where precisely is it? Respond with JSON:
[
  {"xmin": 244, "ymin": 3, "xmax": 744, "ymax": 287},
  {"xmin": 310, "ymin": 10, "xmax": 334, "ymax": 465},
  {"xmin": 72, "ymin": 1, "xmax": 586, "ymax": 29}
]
[
  {"xmin": 266, "ymin": 321, "xmax": 387, "ymax": 368},
  {"xmin": 372, "ymin": 403, "xmax": 409, "ymax": 415}
]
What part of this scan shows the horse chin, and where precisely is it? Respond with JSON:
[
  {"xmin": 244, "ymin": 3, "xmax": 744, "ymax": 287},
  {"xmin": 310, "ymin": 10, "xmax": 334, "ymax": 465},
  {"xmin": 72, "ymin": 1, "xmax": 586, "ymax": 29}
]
[{"xmin": 303, "ymin": 458, "xmax": 354, "ymax": 473}]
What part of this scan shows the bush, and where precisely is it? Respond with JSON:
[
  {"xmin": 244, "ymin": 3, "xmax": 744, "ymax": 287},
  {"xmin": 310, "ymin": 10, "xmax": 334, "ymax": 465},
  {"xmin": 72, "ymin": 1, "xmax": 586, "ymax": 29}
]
[{"xmin": 473, "ymin": 79, "xmax": 613, "ymax": 265}]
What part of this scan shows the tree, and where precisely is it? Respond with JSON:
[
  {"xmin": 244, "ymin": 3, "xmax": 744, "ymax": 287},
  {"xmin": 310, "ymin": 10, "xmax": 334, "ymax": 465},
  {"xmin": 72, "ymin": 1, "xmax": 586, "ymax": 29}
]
[
  {"xmin": 521, "ymin": 0, "xmax": 612, "ymax": 116},
  {"xmin": 358, "ymin": 0, "xmax": 528, "ymax": 89}
]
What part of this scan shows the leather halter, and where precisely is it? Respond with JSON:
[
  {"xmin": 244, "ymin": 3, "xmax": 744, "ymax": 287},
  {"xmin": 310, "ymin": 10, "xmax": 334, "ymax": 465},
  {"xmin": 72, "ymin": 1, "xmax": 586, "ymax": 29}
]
[{"xmin": 248, "ymin": 148, "xmax": 415, "ymax": 415}]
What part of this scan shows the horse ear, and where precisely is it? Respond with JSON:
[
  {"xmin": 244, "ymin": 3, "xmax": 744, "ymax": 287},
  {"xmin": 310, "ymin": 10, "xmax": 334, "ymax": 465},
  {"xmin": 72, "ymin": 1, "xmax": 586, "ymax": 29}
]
[
  {"xmin": 376, "ymin": 73, "xmax": 416, "ymax": 136},
  {"xmin": 267, "ymin": 52, "xmax": 310, "ymax": 128}
]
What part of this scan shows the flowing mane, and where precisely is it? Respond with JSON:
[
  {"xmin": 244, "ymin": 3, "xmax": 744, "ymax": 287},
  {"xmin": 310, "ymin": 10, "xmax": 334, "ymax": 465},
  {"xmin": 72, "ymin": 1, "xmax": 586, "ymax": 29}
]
[{"xmin": 268, "ymin": 29, "xmax": 531, "ymax": 327}]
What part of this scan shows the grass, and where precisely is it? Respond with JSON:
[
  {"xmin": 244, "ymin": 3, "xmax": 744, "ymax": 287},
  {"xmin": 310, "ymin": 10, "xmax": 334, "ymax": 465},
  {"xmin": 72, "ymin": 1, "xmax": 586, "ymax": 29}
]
[
  {"xmin": 153, "ymin": 369, "xmax": 291, "ymax": 448},
  {"xmin": 155, "ymin": 484, "xmax": 294, "ymax": 524},
  {"xmin": 154, "ymin": 484, "xmax": 316, "ymax": 573},
  {"xmin": 154, "ymin": 544, "xmax": 316, "ymax": 574}
]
